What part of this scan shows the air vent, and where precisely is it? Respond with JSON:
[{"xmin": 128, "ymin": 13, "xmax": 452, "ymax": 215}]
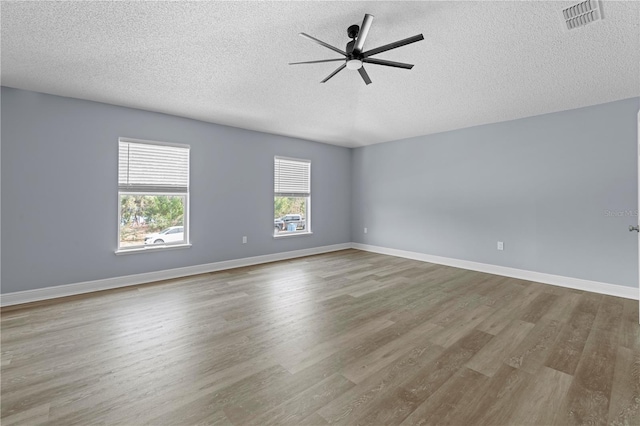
[{"xmin": 562, "ymin": 0, "xmax": 602, "ymax": 30}]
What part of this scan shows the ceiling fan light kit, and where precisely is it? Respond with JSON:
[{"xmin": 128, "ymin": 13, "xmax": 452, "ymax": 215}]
[
  {"xmin": 290, "ymin": 14, "xmax": 424, "ymax": 85},
  {"xmin": 346, "ymin": 59, "xmax": 363, "ymax": 70}
]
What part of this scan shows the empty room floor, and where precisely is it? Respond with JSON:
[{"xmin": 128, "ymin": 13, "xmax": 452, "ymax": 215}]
[{"xmin": 1, "ymin": 249, "xmax": 638, "ymax": 425}]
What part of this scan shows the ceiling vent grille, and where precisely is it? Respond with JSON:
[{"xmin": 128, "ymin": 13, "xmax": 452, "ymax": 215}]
[{"xmin": 563, "ymin": 0, "xmax": 603, "ymax": 30}]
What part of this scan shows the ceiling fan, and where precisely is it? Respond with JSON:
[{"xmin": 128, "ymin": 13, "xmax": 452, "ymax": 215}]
[{"xmin": 290, "ymin": 14, "xmax": 424, "ymax": 85}]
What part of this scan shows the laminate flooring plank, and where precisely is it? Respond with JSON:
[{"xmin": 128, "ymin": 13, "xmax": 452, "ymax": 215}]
[
  {"xmin": 278, "ymin": 317, "xmax": 395, "ymax": 374},
  {"xmin": 505, "ymin": 318, "xmax": 563, "ymax": 374},
  {"xmin": 220, "ymin": 287, "xmax": 354, "ymax": 327},
  {"xmin": 470, "ymin": 274, "xmax": 511, "ymax": 297},
  {"xmin": 607, "ymin": 345, "xmax": 640, "ymax": 426},
  {"xmin": 428, "ymin": 302, "xmax": 495, "ymax": 348},
  {"xmin": 387, "ymin": 289, "xmax": 466, "ymax": 326},
  {"xmin": 462, "ymin": 363, "xmax": 533, "ymax": 425},
  {"xmin": 2, "ymin": 289, "xmax": 245, "ymax": 345},
  {"xmin": 398, "ymin": 263, "xmax": 440, "ymax": 279},
  {"xmin": 560, "ymin": 316, "xmax": 620, "ymax": 425},
  {"xmin": 220, "ymin": 362, "xmax": 338, "ymax": 424},
  {"xmin": 466, "ymin": 319, "xmax": 536, "ymax": 377},
  {"xmin": 223, "ymin": 291, "xmax": 402, "ymax": 355},
  {"xmin": 142, "ymin": 364, "xmax": 290, "ymax": 425},
  {"xmin": 620, "ymin": 298, "xmax": 640, "ymax": 352},
  {"xmin": 5, "ymin": 315, "xmax": 295, "ymax": 413},
  {"xmin": 390, "ymin": 273, "xmax": 495, "ymax": 328},
  {"xmin": 475, "ymin": 282, "xmax": 544, "ymax": 335},
  {"xmin": 247, "ymin": 374, "xmax": 354, "ymax": 426},
  {"xmin": 316, "ymin": 341, "xmax": 444, "ymax": 425},
  {"xmin": 47, "ymin": 353, "xmax": 281, "ymax": 425},
  {"xmin": 505, "ymin": 366, "xmax": 573, "ymax": 425},
  {"xmin": 518, "ymin": 292, "xmax": 559, "ymax": 324},
  {"xmin": 384, "ymin": 289, "xmax": 453, "ymax": 324},
  {"xmin": 228, "ymin": 286, "xmax": 458, "ymax": 423},
  {"xmin": 350, "ymin": 386, "xmax": 421, "ymax": 426},
  {"xmin": 544, "ymin": 292, "xmax": 601, "ymax": 376},
  {"xmin": 542, "ymin": 291, "xmax": 582, "ymax": 322},
  {"xmin": 427, "ymin": 292, "xmax": 487, "ymax": 329},
  {"xmin": 341, "ymin": 321, "xmax": 443, "ymax": 383},
  {"xmin": 299, "ymin": 412, "xmax": 330, "ymax": 425},
  {"xmin": 222, "ymin": 318, "xmax": 438, "ymax": 424},
  {"xmin": 480, "ymin": 278, "xmax": 527, "ymax": 308},
  {"xmin": 3, "ymin": 310, "xmax": 231, "ymax": 370},
  {"xmin": 350, "ymin": 329, "xmax": 493, "ymax": 425},
  {"xmin": 399, "ymin": 367, "xmax": 488, "ymax": 426},
  {"xmin": 151, "ymin": 406, "xmax": 232, "ymax": 426},
  {"xmin": 191, "ymin": 411, "xmax": 235, "ymax": 426},
  {"xmin": 348, "ymin": 275, "xmax": 411, "ymax": 298},
  {"xmin": 592, "ymin": 296, "xmax": 624, "ymax": 333},
  {"xmin": 0, "ymin": 403, "xmax": 50, "ymax": 426},
  {"xmin": 371, "ymin": 263, "xmax": 422, "ymax": 279},
  {"xmin": 317, "ymin": 279, "xmax": 389, "ymax": 302},
  {"xmin": 316, "ymin": 263, "xmax": 374, "ymax": 279}
]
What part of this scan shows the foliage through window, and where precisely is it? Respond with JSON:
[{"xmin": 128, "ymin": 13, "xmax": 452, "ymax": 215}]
[
  {"xmin": 118, "ymin": 138, "xmax": 190, "ymax": 250},
  {"xmin": 274, "ymin": 156, "xmax": 310, "ymax": 236}
]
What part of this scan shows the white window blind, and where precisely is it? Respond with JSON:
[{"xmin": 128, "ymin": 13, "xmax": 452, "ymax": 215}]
[
  {"xmin": 274, "ymin": 157, "xmax": 310, "ymax": 197},
  {"xmin": 119, "ymin": 140, "xmax": 189, "ymax": 193}
]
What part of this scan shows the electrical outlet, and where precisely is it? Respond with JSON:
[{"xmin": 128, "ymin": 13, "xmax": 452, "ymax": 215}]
[
  {"xmin": 364, "ymin": 227, "xmax": 368, "ymax": 234},
  {"xmin": 497, "ymin": 241, "xmax": 504, "ymax": 251},
  {"xmin": 242, "ymin": 236, "xmax": 247, "ymax": 244}
]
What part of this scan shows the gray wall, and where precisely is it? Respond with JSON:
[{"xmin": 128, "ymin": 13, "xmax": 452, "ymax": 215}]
[
  {"xmin": 3, "ymin": 87, "xmax": 638, "ymax": 293},
  {"xmin": 1, "ymin": 87, "xmax": 352, "ymax": 293},
  {"xmin": 352, "ymin": 97, "xmax": 640, "ymax": 288}
]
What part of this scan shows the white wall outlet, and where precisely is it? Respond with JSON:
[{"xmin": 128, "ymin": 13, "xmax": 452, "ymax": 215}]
[
  {"xmin": 364, "ymin": 227, "xmax": 368, "ymax": 234},
  {"xmin": 242, "ymin": 236, "xmax": 247, "ymax": 244},
  {"xmin": 497, "ymin": 241, "xmax": 504, "ymax": 251}
]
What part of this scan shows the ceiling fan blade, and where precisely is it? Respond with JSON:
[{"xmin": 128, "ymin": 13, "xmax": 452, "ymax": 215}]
[
  {"xmin": 363, "ymin": 58, "xmax": 414, "ymax": 69},
  {"xmin": 321, "ymin": 64, "xmax": 346, "ymax": 83},
  {"xmin": 362, "ymin": 34, "xmax": 424, "ymax": 58},
  {"xmin": 353, "ymin": 14, "xmax": 374, "ymax": 54},
  {"xmin": 358, "ymin": 66, "xmax": 372, "ymax": 85},
  {"xmin": 289, "ymin": 58, "xmax": 345, "ymax": 65},
  {"xmin": 300, "ymin": 33, "xmax": 346, "ymax": 56}
]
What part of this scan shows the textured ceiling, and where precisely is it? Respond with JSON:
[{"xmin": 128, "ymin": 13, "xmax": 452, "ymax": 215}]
[{"xmin": 2, "ymin": 1, "xmax": 639, "ymax": 147}]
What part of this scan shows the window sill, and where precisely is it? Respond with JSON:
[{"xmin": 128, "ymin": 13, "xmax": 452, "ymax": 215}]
[
  {"xmin": 115, "ymin": 243, "xmax": 192, "ymax": 255},
  {"xmin": 273, "ymin": 232, "xmax": 313, "ymax": 239}
]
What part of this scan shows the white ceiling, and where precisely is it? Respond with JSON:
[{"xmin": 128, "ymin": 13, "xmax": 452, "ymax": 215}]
[{"xmin": 2, "ymin": 1, "xmax": 639, "ymax": 147}]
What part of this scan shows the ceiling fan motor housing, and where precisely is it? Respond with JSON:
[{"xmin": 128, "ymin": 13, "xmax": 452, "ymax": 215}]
[
  {"xmin": 345, "ymin": 38, "xmax": 363, "ymax": 69},
  {"xmin": 347, "ymin": 24, "xmax": 360, "ymax": 39},
  {"xmin": 345, "ymin": 29, "xmax": 363, "ymax": 68}
]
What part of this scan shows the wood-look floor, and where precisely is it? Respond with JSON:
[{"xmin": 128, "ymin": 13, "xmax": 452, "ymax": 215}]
[{"xmin": 1, "ymin": 249, "xmax": 639, "ymax": 425}]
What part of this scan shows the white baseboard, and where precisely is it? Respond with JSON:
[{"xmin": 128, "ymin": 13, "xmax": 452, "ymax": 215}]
[
  {"xmin": 3, "ymin": 242, "xmax": 637, "ymax": 307},
  {"xmin": 352, "ymin": 243, "xmax": 639, "ymax": 301},
  {"xmin": 0, "ymin": 243, "xmax": 352, "ymax": 307}
]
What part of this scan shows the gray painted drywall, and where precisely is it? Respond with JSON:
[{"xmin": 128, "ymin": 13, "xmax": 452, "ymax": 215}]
[
  {"xmin": 1, "ymin": 87, "xmax": 352, "ymax": 293},
  {"xmin": 3, "ymin": 87, "xmax": 638, "ymax": 294},
  {"xmin": 351, "ymin": 97, "xmax": 640, "ymax": 288}
]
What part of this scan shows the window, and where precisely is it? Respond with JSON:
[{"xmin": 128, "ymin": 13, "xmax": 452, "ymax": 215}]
[
  {"xmin": 118, "ymin": 138, "xmax": 190, "ymax": 251},
  {"xmin": 274, "ymin": 156, "xmax": 311, "ymax": 236}
]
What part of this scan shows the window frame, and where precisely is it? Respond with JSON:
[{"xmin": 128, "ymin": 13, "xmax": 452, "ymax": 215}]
[
  {"xmin": 273, "ymin": 156, "xmax": 312, "ymax": 238},
  {"xmin": 116, "ymin": 137, "xmax": 191, "ymax": 254}
]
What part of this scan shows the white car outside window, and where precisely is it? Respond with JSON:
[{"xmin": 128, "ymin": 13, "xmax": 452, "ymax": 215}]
[{"xmin": 144, "ymin": 226, "xmax": 184, "ymax": 245}]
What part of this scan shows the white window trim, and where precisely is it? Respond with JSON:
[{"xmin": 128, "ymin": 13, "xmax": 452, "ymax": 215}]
[
  {"xmin": 116, "ymin": 137, "xmax": 190, "ymax": 254},
  {"xmin": 273, "ymin": 231, "xmax": 314, "ymax": 239},
  {"xmin": 273, "ymin": 155, "xmax": 312, "ymax": 238},
  {"xmin": 115, "ymin": 243, "xmax": 192, "ymax": 255},
  {"xmin": 119, "ymin": 136, "xmax": 191, "ymax": 150}
]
